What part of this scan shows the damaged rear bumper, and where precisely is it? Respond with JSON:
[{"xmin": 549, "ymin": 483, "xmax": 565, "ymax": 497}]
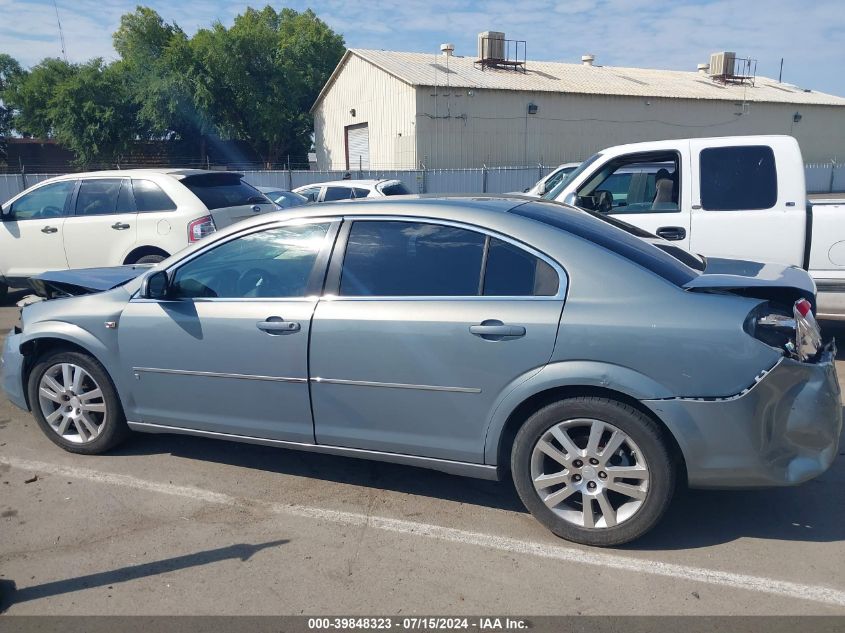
[{"xmin": 645, "ymin": 342, "xmax": 842, "ymax": 488}]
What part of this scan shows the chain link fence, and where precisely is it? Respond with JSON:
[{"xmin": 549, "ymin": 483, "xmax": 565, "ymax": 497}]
[{"xmin": 2, "ymin": 164, "xmax": 842, "ymax": 205}]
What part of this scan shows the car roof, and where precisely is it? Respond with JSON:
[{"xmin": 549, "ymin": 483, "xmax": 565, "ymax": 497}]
[
  {"xmin": 33, "ymin": 169, "xmax": 244, "ymax": 183},
  {"xmin": 295, "ymin": 179, "xmax": 396, "ymax": 189}
]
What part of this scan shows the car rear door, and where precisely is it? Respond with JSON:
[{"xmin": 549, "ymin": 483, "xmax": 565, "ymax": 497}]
[
  {"xmin": 118, "ymin": 219, "xmax": 339, "ymax": 441},
  {"xmin": 688, "ymin": 138, "xmax": 806, "ymax": 265},
  {"xmin": 62, "ymin": 178, "xmax": 139, "ymax": 269},
  {"xmin": 309, "ymin": 218, "xmax": 566, "ymax": 463},
  {"xmin": 180, "ymin": 173, "xmax": 277, "ymax": 229}
]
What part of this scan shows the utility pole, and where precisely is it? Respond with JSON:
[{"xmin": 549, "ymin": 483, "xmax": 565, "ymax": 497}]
[
  {"xmin": 778, "ymin": 58, "xmax": 784, "ymax": 83},
  {"xmin": 53, "ymin": 0, "xmax": 68, "ymax": 62}
]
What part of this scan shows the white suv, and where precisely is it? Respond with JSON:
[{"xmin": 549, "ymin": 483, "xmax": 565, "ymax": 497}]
[
  {"xmin": 0, "ymin": 169, "xmax": 277, "ymax": 300},
  {"xmin": 293, "ymin": 179, "xmax": 410, "ymax": 202}
]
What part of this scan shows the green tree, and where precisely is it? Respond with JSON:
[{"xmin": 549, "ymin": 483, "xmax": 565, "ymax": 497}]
[
  {"xmin": 191, "ymin": 6, "xmax": 344, "ymax": 166},
  {"xmin": 0, "ymin": 53, "xmax": 24, "ymax": 162},
  {"xmin": 4, "ymin": 57, "xmax": 76, "ymax": 139},
  {"xmin": 114, "ymin": 7, "xmax": 209, "ymax": 148}
]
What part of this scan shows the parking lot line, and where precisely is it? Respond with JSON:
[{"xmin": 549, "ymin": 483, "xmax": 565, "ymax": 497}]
[{"xmin": 3, "ymin": 455, "xmax": 845, "ymax": 609}]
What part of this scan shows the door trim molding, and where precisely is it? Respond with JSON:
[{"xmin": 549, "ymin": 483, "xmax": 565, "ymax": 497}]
[
  {"xmin": 132, "ymin": 366, "xmax": 307, "ymax": 383},
  {"xmin": 311, "ymin": 376, "xmax": 481, "ymax": 393},
  {"xmin": 127, "ymin": 421, "xmax": 499, "ymax": 480}
]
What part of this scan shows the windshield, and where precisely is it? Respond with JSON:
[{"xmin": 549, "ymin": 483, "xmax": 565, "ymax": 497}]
[
  {"xmin": 543, "ymin": 153, "xmax": 603, "ymax": 200},
  {"xmin": 182, "ymin": 174, "xmax": 267, "ymax": 210}
]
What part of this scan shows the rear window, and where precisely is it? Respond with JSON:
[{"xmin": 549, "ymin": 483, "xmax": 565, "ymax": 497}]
[
  {"xmin": 511, "ymin": 201, "xmax": 698, "ymax": 287},
  {"xmin": 700, "ymin": 145, "xmax": 777, "ymax": 211},
  {"xmin": 133, "ymin": 179, "xmax": 177, "ymax": 212},
  {"xmin": 379, "ymin": 181, "xmax": 411, "ymax": 196},
  {"xmin": 181, "ymin": 174, "xmax": 263, "ymax": 210}
]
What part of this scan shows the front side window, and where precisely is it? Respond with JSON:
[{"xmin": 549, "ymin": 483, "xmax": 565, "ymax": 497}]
[
  {"xmin": 9, "ymin": 180, "xmax": 75, "ymax": 220},
  {"xmin": 75, "ymin": 179, "xmax": 131, "ymax": 216},
  {"xmin": 133, "ymin": 179, "xmax": 177, "ymax": 212},
  {"xmin": 700, "ymin": 145, "xmax": 777, "ymax": 211},
  {"xmin": 170, "ymin": 223, "xmax": 330, "ymax": 299},
  {"xmin": 340, "ymin": 221, "xmax": 485, "ymax": 296},
  {"xmin": 324, "ymin": 186, "xmax": 354, "ymax": 201},
  {"xmin": 578, "ymin": 156, "xmax": 680, "ymax": 214}
]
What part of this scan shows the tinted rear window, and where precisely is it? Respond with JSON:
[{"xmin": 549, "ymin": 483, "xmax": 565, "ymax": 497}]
[
  {"xmin": 181, "ymin": 174, "xmax": 263, "ymax": 210},
  {"xmin": 380, "ymin": 182, "xmax": 411, "ymax": 196},
  {"xmin": 133, "ymin": 179, "xmax": 177, "ymax": 212},
  {"xmin": 700, "ymin": 145, "xmax": 777, "ymax": 211},
  {"xmin": 483, "ymin": 238, "xmax": 558, "ymax": 296},
  {"xmin": 511, "ymin": 201, "xmax": 698, "ymax": 286}
]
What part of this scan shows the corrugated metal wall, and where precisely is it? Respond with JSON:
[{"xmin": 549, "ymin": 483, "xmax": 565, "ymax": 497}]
[
  {"xmin": 313, "ymin": 55, "xmax": 418, "ymax": 170},
  {"xmin": 314, "ymin": 56, "xmax": 845, "ymax": 169}
]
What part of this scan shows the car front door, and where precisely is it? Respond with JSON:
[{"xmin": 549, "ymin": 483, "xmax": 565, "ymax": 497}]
[
  {"xmin": 310, "ymin": 219, "xmax": 566, "ymax": 463},
  {"xmin": 118, "ymin": 219, "xmax": 339, "ymax": 442},
  {"xmin": 0, "ymin": 180, "xmax": 75, "ymax": 279},
  {"xmin": 62, "ymin": 178, "xmax": 138, "ymax": 269},
  {"xmin": 576, "ymin": 152, "xmax": 691, "ymax": 250}
]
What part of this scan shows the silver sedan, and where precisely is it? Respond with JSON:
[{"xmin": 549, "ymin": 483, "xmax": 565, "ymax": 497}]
[{"xmin": 1, "ymin": 197, "xmax": 841, "ymax": 546}]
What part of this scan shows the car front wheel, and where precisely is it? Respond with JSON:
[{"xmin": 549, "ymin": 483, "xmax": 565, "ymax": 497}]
[
  {"xmin": 511, "ymin": 396, "xmax": 676, "ymax": 546},
  {"xmin": 27, "ymin": 350, "xmax": 130, "ymax": 454}
]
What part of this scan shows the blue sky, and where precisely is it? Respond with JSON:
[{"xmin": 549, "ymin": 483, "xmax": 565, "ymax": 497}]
[{"xmin": 2, "ymin": 0, "xmax": 844, "ymax": 95}]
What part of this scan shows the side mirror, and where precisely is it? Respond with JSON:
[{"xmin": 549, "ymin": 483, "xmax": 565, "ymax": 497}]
[
  {"xmin": 0, "ymin": 204, "xmax": 10, "ymax": 220},
  {"xmin": 142, "ymin": 270, "xmax": 170, "ymax": 300}
]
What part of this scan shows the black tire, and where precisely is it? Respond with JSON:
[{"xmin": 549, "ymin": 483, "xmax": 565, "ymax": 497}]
[
  {"xmin": 27, "ymin": 349, "xmax": 130, "ymax": 455},
  {"xmin": 133, "ymin": 254, "xmax": 166, "ymax": 265},
  {"xmin": 511, "ymin": 396, "xmax": 676, "ymax": 547}
]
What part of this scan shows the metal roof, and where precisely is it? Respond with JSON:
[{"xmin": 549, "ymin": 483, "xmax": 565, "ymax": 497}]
[{"xmin": 313, "ymin": 49, "xmax": 845, "ymax": 109}]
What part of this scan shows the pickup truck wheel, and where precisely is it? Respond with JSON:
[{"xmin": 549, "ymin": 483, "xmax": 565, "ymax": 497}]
[
  {"xmin": 133, "ymin": 254, "xmax": 166, "ymax": 265},
  {"xmin": 27, "ymin": 350, "xmax": 130, "ymax": 455},
  {"xmin": 511, "ymin": 396, "xmax": 676, "ymax": 546}
]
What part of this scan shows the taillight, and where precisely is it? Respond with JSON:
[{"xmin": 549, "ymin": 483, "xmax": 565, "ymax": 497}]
[
  {"xmin": 750, "ymin": 299, "xmax": 822, "ymax": 362},
  {"xmin": 188, "ymin": 215, "xmax": 216, "ymax": 242}
]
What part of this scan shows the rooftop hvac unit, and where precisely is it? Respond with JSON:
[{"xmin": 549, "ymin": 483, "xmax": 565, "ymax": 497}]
[
  {"xmin": 478, "ymin": 31, "xmax": 505, "ymax": 61},
  {"xmin": 709, "ymin": 51, "xmax": 736, "ymax": 77}
]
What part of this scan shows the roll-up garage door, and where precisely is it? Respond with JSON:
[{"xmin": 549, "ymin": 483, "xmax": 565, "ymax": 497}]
[{"xmin": 346, "ymin": 123, "xmax": 370, "ymax": 170}]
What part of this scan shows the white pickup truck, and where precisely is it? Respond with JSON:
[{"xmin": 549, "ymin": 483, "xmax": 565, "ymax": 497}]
[{"xmin": 546, "ymin": 135, "xmax": 845, "ymax": 318}]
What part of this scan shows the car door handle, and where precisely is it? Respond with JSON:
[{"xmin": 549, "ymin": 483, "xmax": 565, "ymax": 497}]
[
  {"xmin": 41, "ymin": 226, "xmax": 58, "ymax": 234},
  {"xmin": 256, "ymin": 317, "xmax": 301, "ymax": 334},
  {"xmin": 111, "ymin": 222, "xmax": 131, "ymax": 230},
  {"xmin": 656, "ymin": 226, "xmax": 686, "ymax": 241},
  {"xmin": 470, "ymin": 320, "xmax": 526, "ymax": 340}
]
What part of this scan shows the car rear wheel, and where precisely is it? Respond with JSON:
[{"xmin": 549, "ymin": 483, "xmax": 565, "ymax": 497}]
[
  {"xmin": 511, "ymin": 396, "xmax": 676, "ymax": 546},
  {"xmin": 133, "ymin": 254, "xmax": 166, "ymax": 265},
  {"xmin": 28, "ymin": 350, "xmax": 130, "ymax": 454}
]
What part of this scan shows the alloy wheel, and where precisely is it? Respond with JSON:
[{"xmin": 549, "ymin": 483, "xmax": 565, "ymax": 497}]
[
  {"xmin": 37, "ymin": 362, "xmax": 108, "ymax": 444},
  {"xmin": 530, "ymin": 418, "xmax": 650, "ymax": 529}
]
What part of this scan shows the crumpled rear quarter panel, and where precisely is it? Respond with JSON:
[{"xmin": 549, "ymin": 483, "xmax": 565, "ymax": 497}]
[{"xmin": 645, "ymin": 345, "xmax": 842, "ymax": 488}]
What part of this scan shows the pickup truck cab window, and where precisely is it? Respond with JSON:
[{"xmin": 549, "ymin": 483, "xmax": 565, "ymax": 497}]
[
  {"xmin": 8, "ymin": 181, "xmax": 75, "ymax": 220},
  {"xmin": 575, "ymin": 153, "xmax": 681, "ymax": 215},
  {"xmin": 699, "ymin": 145, "xmax": 777, "ymax": 211}
]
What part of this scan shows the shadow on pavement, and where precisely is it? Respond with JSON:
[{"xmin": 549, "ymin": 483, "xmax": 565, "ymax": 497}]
[
  {"xmin": 114, "ymin": 432, "xmax": 529, "ymax": 514},
  {"xmin": 0, "ymin": 540, "xmax": 289, "ymax": 611}
]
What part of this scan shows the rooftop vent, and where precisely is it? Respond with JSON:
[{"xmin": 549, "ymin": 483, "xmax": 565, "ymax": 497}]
[
  {"xmin": 477, "ymin": 31, "xmax": 505, "ymax": 61},
  {"xmin": 581, "ymin": 54, "xmax": 595, "ymax": 66},
  {"xmin": 708, "ymin": 51, "xmax": 757, "ymax": 85},
  {"xmin": 440, "ymin": 42, "xmax": 455, "ymax": 57},
  {"xmin": 474, "ymin": 31, "xmax": 526, "ymax": 72}
]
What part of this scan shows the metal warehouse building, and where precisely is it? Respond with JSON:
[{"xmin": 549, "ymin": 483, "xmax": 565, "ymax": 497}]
[{"xmin": 312, "ymin": 36, "xmax": 845, "ymax": 170}]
